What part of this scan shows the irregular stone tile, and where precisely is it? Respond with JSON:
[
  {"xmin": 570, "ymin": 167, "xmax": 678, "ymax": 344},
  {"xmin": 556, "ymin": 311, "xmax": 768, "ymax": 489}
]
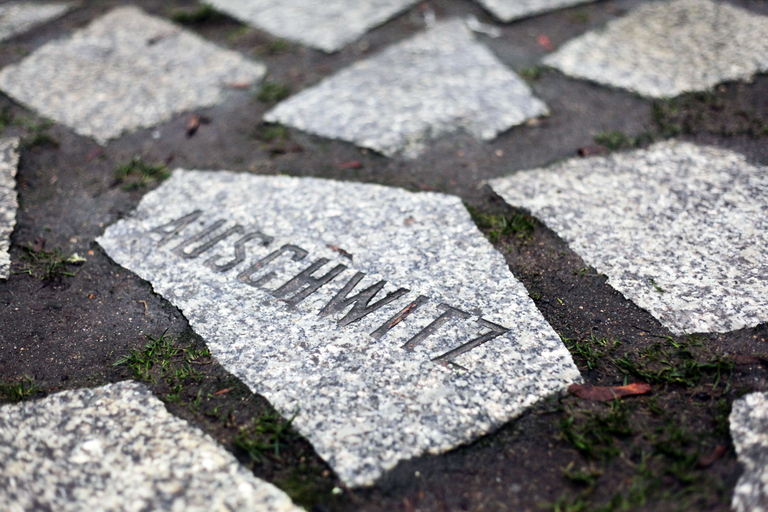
[
  {"xmin": 730, "ymin": 392, "xmax": 768, "ymax": 512},
  {"xmin": 0, "ymin": 2, "xmax": 71, "ymax": 42},
  {"xmin": 0, "ymin": 381, "xmax": 302, "ymax": 512},
  {"xmin": 0, "ymin": 138, "xmax": 19, "ymax": 280},
  {"xmin": 97, "ymin": 171, "xmax": 581, "ymax": 486},
  {"xmin": 206, "ymin": 0, "xmax": 419, "ymax": 53},
  {"xmin": 265, "ymin": 19, "xmax": 548, "ymax": 158},
  {"xmin": 543, "ymin": 0, "xmax": 768, "ymax": 98},
  {"xmin": 0, "ymin": 6, "xmax": 266, "ymax": 144},
  {"xmin": 490, "ymin": 141, "xmax": 768, "ymax": 335},
  {"xmin": 476, "ymin": 0, "xmax": 596, "ymax": 22}
]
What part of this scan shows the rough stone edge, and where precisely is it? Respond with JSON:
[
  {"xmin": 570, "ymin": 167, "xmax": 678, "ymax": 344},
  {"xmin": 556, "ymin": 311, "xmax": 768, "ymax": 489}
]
[{"xmin": 0, "ymin": 138, "xmax": 20, "ymax": 280}]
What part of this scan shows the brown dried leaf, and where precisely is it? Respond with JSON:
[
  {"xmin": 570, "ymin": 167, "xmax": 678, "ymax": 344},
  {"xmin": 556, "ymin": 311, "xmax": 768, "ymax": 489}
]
[
  {"xmin": 339, "ymin": 160, "xmax": 363, "ymax": 170},
  {"xmin": 578, "ymin": 145, "xmax": 609, "ymax": 157},
  {"xmin": 697, "ymin": 445, "xmax": 726, "ymax": 468},
  {"xmin": 568, "ymin": 382, "xmax": 651, "ymax": 401},
  {"xmin": 326, "ymin": 244, "xmax": 353, "ymax": 261}
]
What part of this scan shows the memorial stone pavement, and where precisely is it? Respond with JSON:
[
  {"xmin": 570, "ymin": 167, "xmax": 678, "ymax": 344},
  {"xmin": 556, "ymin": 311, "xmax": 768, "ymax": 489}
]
[
  {"xmin": 0, "ymin": 0, "xmax": 768, "ymax": 511},
  {"xmin": 97, "ymin": 171, "xmax": 581, "ymax": 486}
]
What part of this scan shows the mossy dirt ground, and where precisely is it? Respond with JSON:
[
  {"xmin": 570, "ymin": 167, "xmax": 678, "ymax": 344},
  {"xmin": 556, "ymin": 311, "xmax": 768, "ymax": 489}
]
[{"xmin": 1, "ymin": 0, "xmax": 767, "ymax": 510}]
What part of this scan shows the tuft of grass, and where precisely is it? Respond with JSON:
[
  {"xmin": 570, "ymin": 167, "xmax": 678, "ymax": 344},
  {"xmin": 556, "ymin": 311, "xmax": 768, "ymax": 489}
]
[
  {"xmin": 234, "ymin": 409, "xmax": 299, "ymax": 462},
  {"xmin": 257, "ymin": 81, "xmax": 291, "ymax": 103},
  {"xmin": 0, "ymin": 376, "xmax": 40, "ymax": 403},
  {"xmin": 466, "ymin": 205, "xmax": 535, "ymax": 243},
  {"xmin": 115, "ymin": 157, "xmax": 170, "ymax": 191},
  {"xmin": 0, "ymin": 107, "xmax": 12, "ymax": 134},
  {"xmin": 16, "ymin": 245, "xmax": 84, "ymax": 280},
  {"xmin": 560, "ymin": 400, "xmax": 634, "ymax": 460},
  {"xmin": 613, "ymin": 336, "xmax": 734, "ymax": 389},
  {"xmin": 555, "ymin": 396, "xmax": 723, "ymax": 511},
  {"xmin": 652, "ymin": 92, "xmax": 768, "ymax": 138},
  {"xmin": 519, "ymin": 66, "xmax": 543, "ymax": 82},
  {"xmin": 21, "ymin": 119, "xmax": 59, "ymax": 149},
  {"xmin": 252, "ymin": 124, "xmax": 288, "ymax": 142},
  {"xmin": 171, "ymin": 4, "xmax": 218, "ymax": 24},
  {"xmin": 565, "ymin": 335, "xmax": 622, "ymax": 371},
  {"xmin": 593, "ymin": 130, "xmax": 651, "ymax": 151},
  {"xmin": 570, "ymin": 11, "xmax": 589, "ymax": 23},
  {"xmin": 266, "ymin": 39, "xmax": 293, "ymax": 54},
  {"xmin": 112, "ymin": 331, "xmax": 210, "ymax": 402}
]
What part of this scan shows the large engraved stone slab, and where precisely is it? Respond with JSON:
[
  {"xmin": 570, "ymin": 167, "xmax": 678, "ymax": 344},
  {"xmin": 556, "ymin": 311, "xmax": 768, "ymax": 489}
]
[
  {"xmin": 0, "ymin": 381, "xmax": 302, "ymax": 512},
  {"xmin": 98, "ymin": 171, "xmax": 580, "ymax": 486},
  {"xmin": 0, "ymin": 2, "xmax": 71, "ymax": 42},
  {"xmin": 265, "ymin": 19, "xmax": 548, "ymax": 158},
  {"xmin": 543, "ymin": 0, "xmax": 768, "ymax": 98},
  {"xmin": 490, "ymin": 141, "xmax": 768, "ymax": 335},
  {"xmin": 476, "ymin": 0, "xmax": 596, "ymax": 22},
  {"xmin": 730, "ymin": 392, "xmax": 768, "ymax": 512},
  {"xmin": 0, "ymin": 138, "xmax": 19, "ymax": 280},
  {"xmin": 0, "ymin": 6, "xmax": 266, "ymax": 144},
  {"xmin": 206, "ymin": 0, "xmax": 419, "ymax": 53}
]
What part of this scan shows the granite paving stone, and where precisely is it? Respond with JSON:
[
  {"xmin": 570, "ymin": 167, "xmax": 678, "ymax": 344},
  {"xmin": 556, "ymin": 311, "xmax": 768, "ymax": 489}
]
[
  {"xmin": 0, "ymin": 138, "xmax": 19, "ymax": 280},
  {"xmin": 489, "ymin": 140, "xmax": 768, "ymax": 335},
  {"xmin": 730, "ymin": 392, "xmax": 768, "ymax": 512},
  {"xmin": 0, "ymin": 6, "xmax": 266, "ymax": 144},
  {"xmin": 0, "ymin": 2, "xmax": 72, "ymax": 42},
  {"xmin": 0, "ymin": 381, "xmax": 303, "ymax": 512},
  {"xmin": 543, "ymin": 0, "xmax": 768, "ymax": 98},
  {"xmin": 264, "ymin": 18, "xmax": 548, "ymax": 158},
  {"xmin": 97, "ymin": 171, "xmax": 581, "ymax": 486},
  {"xmin": 205, "ymin": 0, "xmax": 419, "ymax": 53},
  {"xmin": 476, "ymin": 0, "xmax": 596, "ymax": 23}
]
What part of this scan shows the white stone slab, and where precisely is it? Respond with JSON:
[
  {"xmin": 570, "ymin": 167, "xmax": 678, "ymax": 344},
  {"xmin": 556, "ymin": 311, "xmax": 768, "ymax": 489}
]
[
  {"xmin": 205, "ymin": 0, "xmax": 419, "ymax": 53},
  {"xmin": 476, "ymin": 0, "xmax": 596, "ymax": 22},
  {"xmin": 97, "ymin": 171, "xmax": 580, "ymax": 486},
  {"xmin": 543, "ymin": 0, "xmax": 768, "ymax": 98},
  {"xmin": 265, "ymin": 19, "xmax": 548, "ymax": 158},
  {"xmin": 490, "ymin": 141, "xmax": 768, "ymax": 335},
  {"xmin": 0, "ymin": 6, "xmax": 266, "ymax": 144},
  {"xmin": 0, "ymin": 138, "xmax": 19, "ymax": 280},
  {"xmin": 0, "ymin": 2, "xmax": 71, "ymax": 42},
  {"xmin": 730, "ymin": 392, "xmax": 768, "ymax": 512},
  {"xmin": 0, "ymin": 381, "xmax": 302, "ymax": 512}
]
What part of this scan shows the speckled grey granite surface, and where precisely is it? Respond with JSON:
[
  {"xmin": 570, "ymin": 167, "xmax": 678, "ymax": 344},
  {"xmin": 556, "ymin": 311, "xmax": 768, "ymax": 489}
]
[
  {"xmin": 206, "ymin": 0, "xmax": 419, "ymax": 53},
  {"xmin": 0, "ymin": 2, "xmax": 71, "ymax": 42},
  {"xmin": 730, "ymin": 392, "xmax": 768, "ymax": 512},
  {"xmin": 543, "ymin": 0, "xmax": 768, "ymax": 98},
  {"xmin": 476, "ymin": 0, "xmax": 596, "ymax": 22},
  {"xmin": 98, "ymin": 171, "xmax": 581, "ymax": 486},
  {"xmin": 0, "ymin": 381, "xmax": 303, "ymax": 512},
  {"xmin": 265, "ymin": 19, "xmax": 548, "ymax": 158},
  {"xmin": 0, "ymin": 138, "xmax": 19, "ymax": 280},
  {"xmin": 0, "ymin": 6, "xmax": 265, "ymax": 144},
  {"xmin": 489, "ymin": 141, "xmax": 768, "ymax": 335}
]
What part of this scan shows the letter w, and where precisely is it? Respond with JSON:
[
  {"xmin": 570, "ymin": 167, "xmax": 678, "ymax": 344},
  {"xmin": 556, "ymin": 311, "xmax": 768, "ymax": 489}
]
[{"xmin": 319, "ymin": 272, "xmax": 409, "ymax": 327}]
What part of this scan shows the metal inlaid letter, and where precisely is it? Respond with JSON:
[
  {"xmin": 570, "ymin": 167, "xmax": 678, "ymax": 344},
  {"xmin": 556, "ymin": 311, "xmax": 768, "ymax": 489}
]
[
  {"xmin": 151, "ymin": 210, "xmax": 202, "ymax": 246},
  {"xmin": 172, "ymin": 220, "xmax": 232, "ymax": 259},
  {"xmin": 432, "ymin": 318, "xmax": 509, "ymax": 364},
  {"xmin": 318, "ymin": 272, "xmax": 409, "ymax": 327},
  {"xmin": 401, "ymin": 304, "xmax": 472, "ymax": 351},
  {"xmin": 272, "ymin": 259, "xmax": 347, "ymax": 306},
  {"xmin": 370, "ymin": 295, "xmax": 428, "ymax": 340},
  {"xmin": 237, "ymin": 244, "xmax": 308, "ymax": 288},
  {"xmin": 204, "ymin": 231, "xmax": 274, "ymax": 273}
]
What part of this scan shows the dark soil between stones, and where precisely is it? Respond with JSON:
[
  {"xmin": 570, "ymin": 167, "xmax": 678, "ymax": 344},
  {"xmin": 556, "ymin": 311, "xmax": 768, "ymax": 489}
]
[{"xmin": 1, "ymin": 0, "xmax": 768, "ymax": 511}]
